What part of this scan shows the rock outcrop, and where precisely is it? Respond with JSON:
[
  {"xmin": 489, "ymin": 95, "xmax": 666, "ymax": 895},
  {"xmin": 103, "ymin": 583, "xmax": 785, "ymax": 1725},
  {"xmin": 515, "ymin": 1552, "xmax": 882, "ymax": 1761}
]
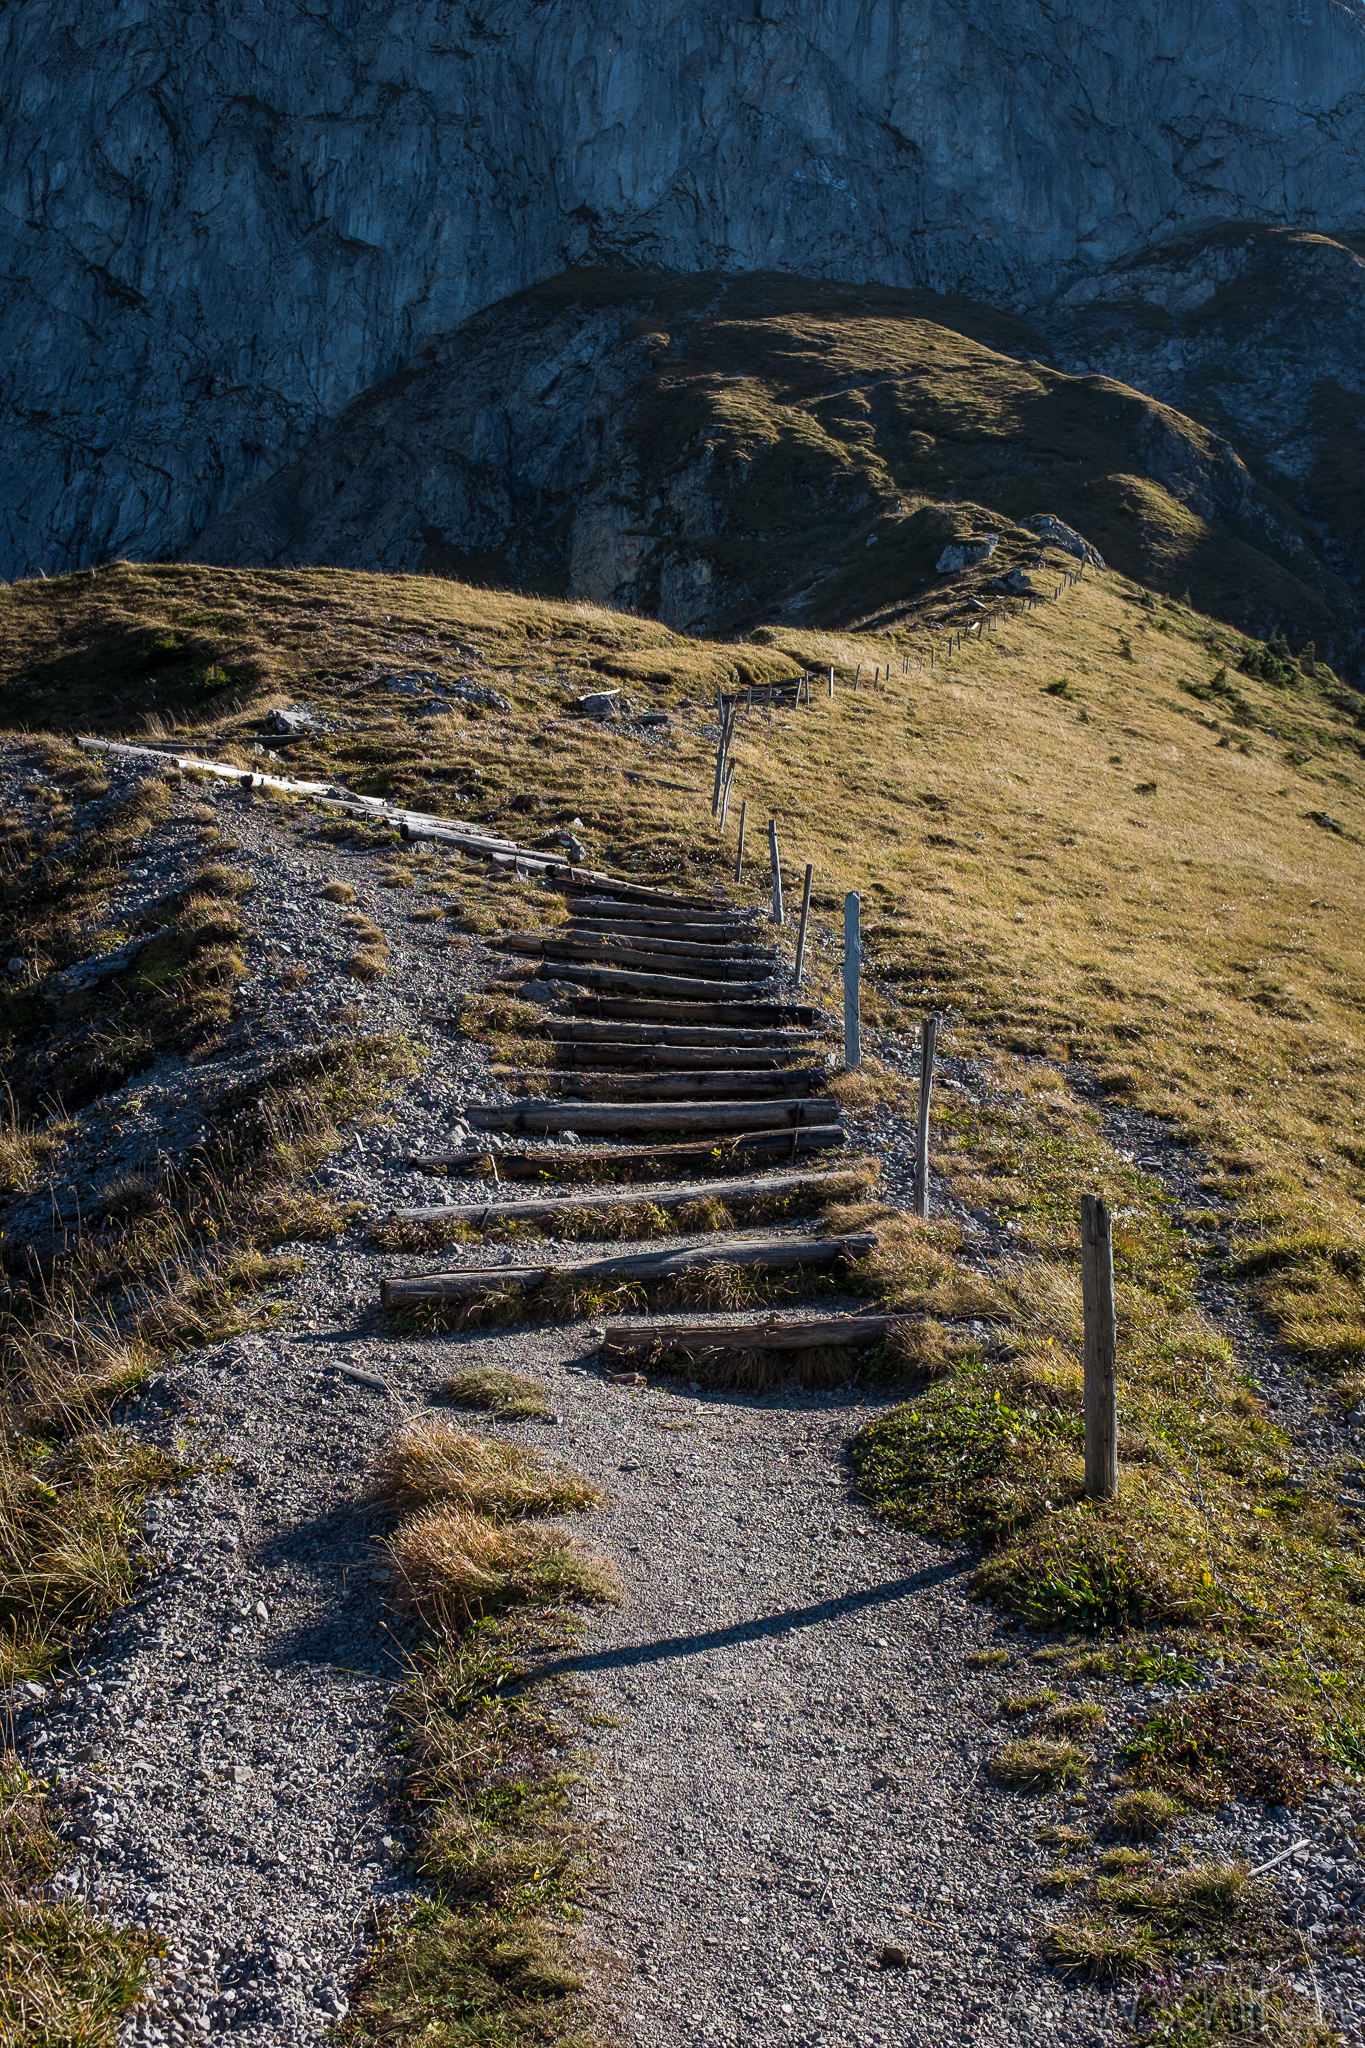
[{"xmin": 3, "ymin": 0, "xmax": 1365, "ymax": 580}]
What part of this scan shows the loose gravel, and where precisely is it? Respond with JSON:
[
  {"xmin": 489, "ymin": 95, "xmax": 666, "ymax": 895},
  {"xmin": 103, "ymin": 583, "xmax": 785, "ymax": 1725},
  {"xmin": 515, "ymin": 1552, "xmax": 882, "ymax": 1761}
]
[{"xmin": 6, "ymin": 753, "xmax": 1363, "ymax": 2046}]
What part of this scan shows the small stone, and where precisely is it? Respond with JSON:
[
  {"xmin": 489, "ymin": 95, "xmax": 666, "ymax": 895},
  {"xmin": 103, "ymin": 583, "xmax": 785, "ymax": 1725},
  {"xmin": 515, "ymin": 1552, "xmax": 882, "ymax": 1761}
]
[
  {"xmin": 7, "ymin": 957, "xmax": 25, "ymax": 973},
  {"xmin": 232, "ymin": 1765, "xmax": 253, "ymax": 1786},
  {"xmin": 878, "ymin": 1944, "xmax": 911, "ymax": 1970},
  {"xmin": 254, "ymin": 1599, "xmax": 269, "ymax": 1622},
  {"xmin": 608, "ymin": 1372, "xmax": 646, "ymax": 1387}
]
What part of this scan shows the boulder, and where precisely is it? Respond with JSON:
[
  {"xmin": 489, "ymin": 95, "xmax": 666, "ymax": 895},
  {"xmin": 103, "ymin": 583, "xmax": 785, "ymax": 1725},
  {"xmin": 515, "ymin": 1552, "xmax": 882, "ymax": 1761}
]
[
  {"xmin": 1026, "ymin": 514, "xmax": 1105, "ymax": 568},
  {"xmin": 936, "ymin": 535, "xmax": 998, "ymax": 574}
]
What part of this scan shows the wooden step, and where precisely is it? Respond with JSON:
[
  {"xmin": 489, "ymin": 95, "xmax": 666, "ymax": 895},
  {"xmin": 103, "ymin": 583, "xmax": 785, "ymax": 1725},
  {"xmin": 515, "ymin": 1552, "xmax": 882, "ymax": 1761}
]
[
  {"xmin": 548, "ymin": 878, "xmax": 731, "ymax": 914},
  {"xmin": 547, "ymin": 1020, "xmax": 820, "ymax": 1049},
  {"xmin": 505, "ymin": 1068, "xmax": 823, "ymax": 1100},
  {"xmin": 501, "ymin": 935, "xmax": 778, "ymax": 979},
  {"xmin": 380, "ymin": 1164, "xmax": 863, "ymax": 1229},
  {"xmin": 380, "ymin": 1228, "xmax": 877, "ymax": 1310},
  {"xmin": 563, "ymin": 895, "xmax": 757, "ymax": 927},
  {"xmin": 527, "ymin": 962, "xmax": 783, "ymax": 1001},
  {"xmin": 568, "ymin": 995, "xmax": 820, "ymax": 1027},
  {"xmin": 405, "ymin": 1128, "xmax": 848, "ymax": 1177},
  {"xmin": 464, "ymin": 1097, "xmax": 842, "ymax": 1135},
  {"xmin": 599, "ymin": 1313, "xmax": 896, "ymax": 1357},
  {"xmin": 548, "ymin": 1042, "xmax": 815, "ymax": 1071},
  {"xmin": 566, "ymin": 915, "xmax": 760, "ymax": 941}
]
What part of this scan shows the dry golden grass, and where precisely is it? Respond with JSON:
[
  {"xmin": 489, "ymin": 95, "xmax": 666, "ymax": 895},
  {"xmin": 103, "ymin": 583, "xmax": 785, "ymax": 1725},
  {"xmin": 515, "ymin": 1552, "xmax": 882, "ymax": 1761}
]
[
  {"xmin": 390, "ymin": 1506, "xmax": 623, "ymax": 1624},
  {"xmin": 367, "ymin": 1419, "xmax": 603, "ymax": 1518},
  {"xmin": 320, "ymin": 880, "xmax": 355, "ymax": 903},
  {"xmin": 442, "ymin": 1367, "xmax": 555, "ymax": 1420},
  {"xmin": 0, "ymin": 1752, "xmax": 154, "ymax": 2044}
]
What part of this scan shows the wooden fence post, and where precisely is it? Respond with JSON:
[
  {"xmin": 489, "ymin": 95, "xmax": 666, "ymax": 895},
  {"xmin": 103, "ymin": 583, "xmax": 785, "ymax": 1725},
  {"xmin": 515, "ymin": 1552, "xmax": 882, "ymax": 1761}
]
[
  {"xmin": 793, "ymin": 863, "xmax": 814, "ymax": 984},
  {"xmin": 1082, "ymin": 1194, "xmax": 1118, "ymax": 1499},
  {"xmin": 734, "ymin": 800, "xmax": 747, "ymax": 884},
  {"xmin": 843, "ymin": 891, "xmax": 861, "ymax": 1069},
  {"xmin": 913, "ymin": 1013, "xmax": 938, "ymax": 1219},
  {"xmin": 768, "ymin": 818, "xmax": 784, "ymax": 925},
  {"xmin": 828, "ymin": 666, "xmax": 835, "ymax": 698},
  {"xmin": 719, "ymin": 758, "xmax": 736, "ymax": 830}
]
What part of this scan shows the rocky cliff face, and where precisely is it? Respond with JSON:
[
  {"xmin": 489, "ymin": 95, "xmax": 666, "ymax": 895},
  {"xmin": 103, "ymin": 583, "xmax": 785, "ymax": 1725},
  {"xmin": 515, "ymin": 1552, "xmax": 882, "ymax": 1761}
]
[{"xmin": 4, "ymin": 0, "xmax": 1365, "ymax": 582}]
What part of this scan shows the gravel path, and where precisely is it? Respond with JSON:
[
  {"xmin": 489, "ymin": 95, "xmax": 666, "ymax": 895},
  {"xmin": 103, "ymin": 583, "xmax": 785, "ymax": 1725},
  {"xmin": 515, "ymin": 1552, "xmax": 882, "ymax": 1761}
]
[{"xmin": 8, "ymin": 755, "xmax": 1362, "ymax": 2046}]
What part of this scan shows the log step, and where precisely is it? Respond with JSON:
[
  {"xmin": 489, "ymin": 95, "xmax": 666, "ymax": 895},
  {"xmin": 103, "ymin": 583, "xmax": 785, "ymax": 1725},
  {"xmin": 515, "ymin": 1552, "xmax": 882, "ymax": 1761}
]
[
  {"xmin": 379, "ymin": 1228, "xmax": 877, "ymax": 1309},
  {"xmin": 502, "ymin": 936, "xmax": 778, "ymax": 980},
  {"xmin": 599, "ymin": 1313, "xmax": 897, "ymax": 1357},
  {"xmin": 566, "ymin": 915, "xmax": 760, "ymax": 941},
  {"xmin": 464, "ymin": 1097, "xmax": 842, "ymax": 1135},
  {"xmin": 380, "ymin": 1163, "xmax": 864, "ymax": 1228},
  {"xmin": 548, "ymin": 1043, "xmax": 816, "ymax": 1071},
  {"xmin": 566, "ymin": 994, "xmax": 817, "ymax": 1027},
  {"xmin": 547, "ymin": 1020, "xmax": 821, "ymax": 1049},
  {"xmin": 504, "ymin": 1068, "xmax": 824, "ymax": 1101},
  {"xmin": 405, "ymin": 1128, "xmax": 848, "ymax": 1177},
  {"xmin": 568, "ymin": 995, "xmax": 819, "ymax": 1027}
]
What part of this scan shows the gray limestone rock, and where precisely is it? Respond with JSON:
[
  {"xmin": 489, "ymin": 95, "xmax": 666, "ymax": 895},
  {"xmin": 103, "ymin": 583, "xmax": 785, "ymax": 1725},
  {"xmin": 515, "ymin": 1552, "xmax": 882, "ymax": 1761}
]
[{"xmin": 5, "ymin": 0, "xmax": 1365, "ymax": 579}]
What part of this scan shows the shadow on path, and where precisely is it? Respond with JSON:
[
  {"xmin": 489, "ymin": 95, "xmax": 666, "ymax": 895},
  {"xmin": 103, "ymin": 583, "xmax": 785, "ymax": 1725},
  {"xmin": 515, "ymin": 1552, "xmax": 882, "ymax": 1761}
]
[{"xmin": 534, "ymin": 1556, "xmax": 970, "ymax": 1682}]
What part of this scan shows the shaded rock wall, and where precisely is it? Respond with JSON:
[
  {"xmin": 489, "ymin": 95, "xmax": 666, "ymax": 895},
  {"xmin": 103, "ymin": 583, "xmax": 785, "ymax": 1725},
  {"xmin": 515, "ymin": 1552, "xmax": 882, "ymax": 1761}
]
[{"xmin": 4, "ymin": 0, "xmax": 1365, "ymax": 578}]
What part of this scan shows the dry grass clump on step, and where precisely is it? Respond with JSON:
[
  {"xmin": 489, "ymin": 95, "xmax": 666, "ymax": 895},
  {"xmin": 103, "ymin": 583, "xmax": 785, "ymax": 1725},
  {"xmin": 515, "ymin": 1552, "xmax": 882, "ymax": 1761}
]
[
  {"xmin": 443, "ymin": 1367, "xmax": 555, "ymax": 1420},
  {"xmin": 391, "ymin": 1507, "xmax": 622, "ymax": 1624},
  {"xmin": 368, "ymin": 1418, "xmax": 602, "ymax": 1518}
]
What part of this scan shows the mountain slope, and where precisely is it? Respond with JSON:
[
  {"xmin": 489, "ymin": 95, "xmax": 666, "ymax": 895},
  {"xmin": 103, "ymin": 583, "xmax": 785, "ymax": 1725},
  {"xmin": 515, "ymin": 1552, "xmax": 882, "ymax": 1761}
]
[{"xmin": 192, "ymin": 270, "xmax": 1362, "ymax": 662}]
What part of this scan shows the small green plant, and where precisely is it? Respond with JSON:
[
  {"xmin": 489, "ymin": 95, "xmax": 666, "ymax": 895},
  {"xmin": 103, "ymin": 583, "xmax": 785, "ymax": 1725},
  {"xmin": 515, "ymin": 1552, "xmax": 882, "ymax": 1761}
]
[{"xmin": 965, "ymin": 1647, "xmax": 1011, "ymax": 1670}]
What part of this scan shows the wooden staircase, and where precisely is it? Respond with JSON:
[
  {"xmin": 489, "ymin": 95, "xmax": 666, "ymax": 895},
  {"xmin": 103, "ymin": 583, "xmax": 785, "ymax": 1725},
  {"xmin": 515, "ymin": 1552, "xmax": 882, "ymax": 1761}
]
[{"xmin": 383, "ymin": 870, "xmax": 894, "ymax": 1383}]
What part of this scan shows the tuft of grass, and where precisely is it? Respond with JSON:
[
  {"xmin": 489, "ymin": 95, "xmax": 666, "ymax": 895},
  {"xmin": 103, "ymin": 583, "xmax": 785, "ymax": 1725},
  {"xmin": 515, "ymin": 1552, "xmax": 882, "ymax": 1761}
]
[
  {"xmin": 368, "ymin": 1420, "xmax": 603, "ymax": 1519},
  {"xmin": 1110, "ymin": 1788, "xmax": 1180, "ymax": 1839},
  {"xmin": 1039, "ymin": 1915, "xmax": 1161, "ymax": 1982},
  {"xmin": 390, "ymin": 1508, "xmax": 623, "ymax": 1626},
  {"xmin": 443, "ymin": 1369, "xmax": 556, "ymax": 1421},
  {"xmin": 1042, "ymin": 1699, "xmax": 1106, "ymax": 1738},
  {"xmin": 965, "ymin": 1647, "xmax": 1011, "ymax": 1670},
  {"xmin": 343, "ymin": 1619, "xmax": 605, "ymax": 2047},
  {"xmin": 987, "ymin": 1737, "xmax": 1088, "ymax": 1791},
  {"xmin": 1001, "ymin": 1689, "xmax": 1057, "ymax": 1719},
  {"xmin": 321, "ymin": 880, "xmax": 356, "ymax": 903},
  {"xmin": 0, "ymin": 1750, "xmax": 157, "ymax": 2041}
]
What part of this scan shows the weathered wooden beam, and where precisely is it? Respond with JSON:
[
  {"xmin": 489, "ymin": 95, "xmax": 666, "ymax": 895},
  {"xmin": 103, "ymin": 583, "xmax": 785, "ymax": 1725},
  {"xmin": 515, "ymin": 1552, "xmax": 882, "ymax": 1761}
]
[
  {"xmin": 500, "ymin": 935, "xmax": 777, "ymax": 978},
  {"xmin": 559, "ymin": 895, "xmax": 746, "ymax": 926},
  {"xmin": 599, "ymin": 1313, "xmax": 897, "ymax": 1356},
  {"xmin": 546, "ymin": 1020, "xmax": 821, "ymax": 1049},
  {"xmin": 566, "ymin": 915, "xmax": 759, "ymax": 942},
  {"xmin": 379, "ymin": 1228, "xmax": 877, "ymax": 1309},
  {"xmin": 381, "ymin": 1164, "xmax": 863, "ymax": 1228},
  {"xmin": 503, "ymin": 1067, "xmax": 823, "ymax": 1100},
  {"xmin": 404, "ymin": 1126, "xmax": 848, "ymax": 1177},
  {"xmin": 464, "ymin": 1097, "xmax": 842, "ymax": 1135},
  {"xmin": 565, "ymin": 994, "xmax": 819, "ymax": 1026},
  {"xmin": 548, "ymin": 1042, "xmax": 815, "ymax": 1071},
  {"xmin": 526, "ymin": 962, "xmax": 779, "ymax": 1001}
]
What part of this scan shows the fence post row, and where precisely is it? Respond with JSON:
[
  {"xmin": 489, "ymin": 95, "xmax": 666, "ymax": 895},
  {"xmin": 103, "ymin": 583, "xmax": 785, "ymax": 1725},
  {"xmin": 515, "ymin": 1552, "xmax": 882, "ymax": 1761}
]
[
  {"xmin": 843, "ymin": 890, "xmax": 861, "ymax": 1070},
  {"xmin": 914, "ymin": 1012, "xmax": 938, "ymax": 1220},
  {"xmin": 1081, "ymin": 1193, "xmax": 1119, "ymax": 1499}
]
